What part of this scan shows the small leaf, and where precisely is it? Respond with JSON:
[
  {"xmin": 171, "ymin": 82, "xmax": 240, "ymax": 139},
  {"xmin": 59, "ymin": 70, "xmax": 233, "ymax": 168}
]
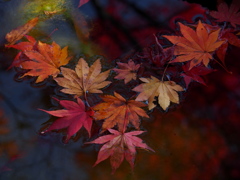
[
  {"xmin": 78, "ymin": 0, "xmax": 90, "ymax": 8},
  {"xmin": 5, "ymin": 17, "xmax": 39, "ymax": 46},
  {"xmin": 113, "ymin": 60, "xmax": 140, "ymax": 84}
]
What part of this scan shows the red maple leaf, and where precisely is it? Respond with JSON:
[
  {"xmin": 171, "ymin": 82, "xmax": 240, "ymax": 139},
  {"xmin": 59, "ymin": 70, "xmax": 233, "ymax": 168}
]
[
  {"xmin": 216, "ymin": 29, "xmax": 240, "ymax": 65},
  {"xmin": 140, "ymin": 35, "xmax": 173, "ymax": 67},
  {"xmin": 209, "ymin": 0, "xmax": 240, "ymax": 28},
  {"xmin": 181, "ymin": 62, "xmax": 214, "ymax": 88},
  {"xmin": 6, "ymin": 35, "xmax": 36, "ymax": 69},
  {"xmin": 87, "ymin": 129, "xmax": 154, "ymax": 173},
  {"xmin": 40, "ymin": 98, "xmax": 94, "ymax": 143},
  {"xmin": 78, "ymin": 0, "xmax": 90, "ymax": 8}
]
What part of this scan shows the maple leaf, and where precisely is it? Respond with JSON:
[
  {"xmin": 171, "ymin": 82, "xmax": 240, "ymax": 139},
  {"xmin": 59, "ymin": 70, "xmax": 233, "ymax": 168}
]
[
  {"xmin": 113, "ymin": 60, "xmax": 140, "ymax": 84},
  {"xmin": 209, "ymin": 0, "xmax": 240, "ymax": 28},
  {"xmin": 87, "ymin": 129, "xmax": 154, "ymax": 173},
  {"xmin": 133, "ymin": 76, "xmax": 184, "ymax": 110},
  {"xmin": 54, "ymin": 58, "xmax": 111, "ymax": 97},
  {"xmin": 216, "ymin": 30, "xmax": 240, "ymax": 65},
  {"xmin": 181, "ymin": 62, "xmax": 214, "ymax": 88},
  {"xmin": 40, "ymin": 98, "xmax": 94, "ymax": 142},
  {"xmin": 139, "ymin": 35, "xmax": 174, "ymax": 67},
  {"xmin": 163, "ymin": 21, "xmax": 225, "ymax": 69},
  {"xmin": 5, "ymin": 17, "xmax": 38, "ymax": 46},
  {"xmin": 20, "ymin": 41, "xmax": 71, "ymax": 83},
  {"xmin": 6, "ymin": 35, "xmax": 37, "ymax": 69},
  {"xmin": 78, "ymin": 0, "xmax": 90, "ymax": 8},
  {"xmin": 93, "ymin": 92, "xmax": 149, "ymax": 132}
]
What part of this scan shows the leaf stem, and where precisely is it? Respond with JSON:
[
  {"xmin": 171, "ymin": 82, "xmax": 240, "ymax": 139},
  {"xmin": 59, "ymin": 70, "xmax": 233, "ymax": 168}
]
[
  {"xmin": 161, "ymin": 61, "xmax": 171, "ymax": 81},
  {"xmin": 122, "ymin": 106, "xmax": 129, "ymax": 134},
  {"xmin": 84, "ymin": 92, "xmax": 91, "ymax": 108},
  {"xmin": 213, "ymin": 59, "xmax": 232, "ymax": 74}
]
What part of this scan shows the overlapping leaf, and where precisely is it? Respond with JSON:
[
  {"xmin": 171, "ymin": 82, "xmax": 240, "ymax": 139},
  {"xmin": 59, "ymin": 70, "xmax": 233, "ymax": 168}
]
[
  {"xmin": 7, "ymin": 35, "xmax": 37, "ymax": 69},
  {"xmin": 140, "ymin": 35, "xmax": 173, "ymax": 67},
  {"xmin": 217, "ymin": 30, "xmax": 240, "ymax": 64},
  {"xmin": 133, "ymin": 76, "xmax": 184, "ymax": 110},
  {"xmin": 113, "ymin": 60, "xmax": 140, "ymax": 84},
  {"xmin": 210, "ymin": 0, "xmax": 240, "ymax": 27},
  {"xmin": 163, "ymin": 21, "xmax": 225, "ymax": 69},
  {"xmin": 20, "ymin": 41, "xmax": 71, "ymax": 83},
  {"xmin": 40, "ymin": 98, "xmax": 94, "ymax": 142},
  {"xmin": 93, "ymin": 92, "xmax": 149, "ymax": 132},
  {"xmin": 55, "ymin": 58, "xmax": 111, "ymax": 97},
  {"xmin": 87, "ymin": 129, "xmax": 154, "ymax": 173},
  {"xmin": 5, "ymin": 17, "xmax": 38, "ymax": 46},
  {"xmin": 181, "ymin": 62, "xmax": 214, "ymax": 87}
]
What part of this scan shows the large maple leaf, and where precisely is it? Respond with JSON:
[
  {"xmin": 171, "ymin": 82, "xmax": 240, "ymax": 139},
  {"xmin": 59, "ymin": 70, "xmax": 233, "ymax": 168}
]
[
  {"xmin": 163, "ymin": 21, "xmax": 225, "ymax": 69},
  {"xmin": 54, "ymin": 58, "xmax": 111, "ymax": 97},
  {"xmin": 210, "ymin": 0, "xmax": 240, "ymax": 28},
  {"xmin": 113, "ymin": 60, "xmax": 140, "ymax": 84},
  {"xmin": 133, "ymin": 76, "xmax": 184, "ymax": 110},
  {"xmin": 40, "ymin": 98, "xmax": 93, "ymax": 142},
  {"xmin": 93, "ymin": 92, "xmax": 149, "ymax": 132},
  {"xmin": 87, "ymin": 129, "xmax": 154, "ymax": 173},
  {"xmin": 20, "ymin": 41, "xmax": 71, "ymax": 83}
]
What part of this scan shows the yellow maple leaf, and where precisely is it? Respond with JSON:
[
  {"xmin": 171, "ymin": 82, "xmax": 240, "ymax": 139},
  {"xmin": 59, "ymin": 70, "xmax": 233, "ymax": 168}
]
[
  {"xmin": 163, "ymin": 21, "xmax": 225, "ymax": 69},
  {"xmin": 93, "ymin": 92, "xmax": 149, "ymax": 132},
  {"xmin": 55, "ymin": 58, "xmax": 111, "ymax": 97},
  {"xmin": 133, "ymin": 76, "xmax": 184, "ymax": 110}
]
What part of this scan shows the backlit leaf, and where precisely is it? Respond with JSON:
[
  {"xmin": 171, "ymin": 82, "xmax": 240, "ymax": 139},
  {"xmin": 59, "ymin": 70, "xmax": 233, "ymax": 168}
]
[
  {"xmin": 93, "ymin": 92, "xmax": 149, "ymax": 132},
  {"xmin": 87, "ymin": 129, "xmax": 154, "ymax": 173},
  {"xmin": 40, "ymin": 98, "xmax": 93, "ymax": 143},
  {"xmin": 163, "ymin": 21, "xmax": 225, "ymax": 69},
  {"xmin": 54, "ymin": 58, "xmax": 111, "ymax": 97},
  {"xmin": 133, "ymin": 76, "xmax": 184, "ymax": 110}
]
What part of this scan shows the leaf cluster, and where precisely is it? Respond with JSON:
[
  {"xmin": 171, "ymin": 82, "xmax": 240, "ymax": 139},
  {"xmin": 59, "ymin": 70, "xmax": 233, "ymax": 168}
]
[{"xmin": 4, "ymin": 0, "xmax": 240, "ymax": 173}]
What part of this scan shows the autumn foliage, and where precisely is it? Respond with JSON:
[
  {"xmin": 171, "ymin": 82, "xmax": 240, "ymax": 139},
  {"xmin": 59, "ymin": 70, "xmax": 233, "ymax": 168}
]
[{"xmin": 4, "ymin": 0, "xmax": 240, "ymax": 174}]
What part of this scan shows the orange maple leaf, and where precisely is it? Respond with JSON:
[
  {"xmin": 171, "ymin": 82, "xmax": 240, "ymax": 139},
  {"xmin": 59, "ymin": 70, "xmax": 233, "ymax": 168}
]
[
  {"xmin": 54, "ymin": 58, "xmax": 111, "ymax": 97},
  {"xmin": 133, "ymin": 76, "xmax": 184, "ymax": 110},
  {"xmin": 5, "ymin": 17, "xmax": 38, "ymax": 46},
  {"xmin": 93, "ymin": 92, "xmax": 149, "ymax": 132},
  {"xmin": 163, "ymin": 21, "xmax": 225, "ymax": 69},
  {"xmin": 20, "ymin": 41, "xmax": 71, "ymax": 83},
  {"xmin": 113, "ymin": 59, "xmax": 140, "ymax": 84},
  {"xmin": 210, "ymin": 0, "xmax": 240, "ymax": 28}
]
